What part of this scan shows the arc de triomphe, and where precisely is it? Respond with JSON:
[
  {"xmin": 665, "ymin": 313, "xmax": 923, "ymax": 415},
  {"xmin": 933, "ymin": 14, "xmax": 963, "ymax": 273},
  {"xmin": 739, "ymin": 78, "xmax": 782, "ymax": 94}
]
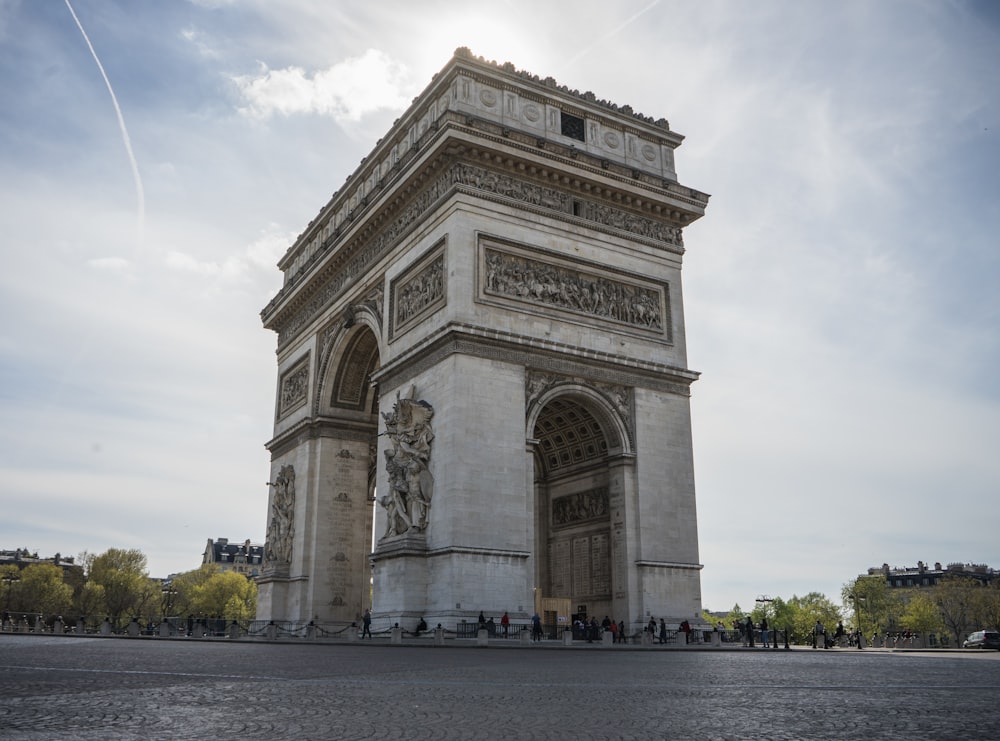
[{"xmin": 256, "ymin": 48, "xmax": 710, "ymax": 632}]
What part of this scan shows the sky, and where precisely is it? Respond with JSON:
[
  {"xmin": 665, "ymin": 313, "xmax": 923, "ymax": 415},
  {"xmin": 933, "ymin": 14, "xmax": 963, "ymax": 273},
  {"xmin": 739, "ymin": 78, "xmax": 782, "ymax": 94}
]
[{"xmin": 1, "ymin": 0, "xmax": 998, "ymax": 615}]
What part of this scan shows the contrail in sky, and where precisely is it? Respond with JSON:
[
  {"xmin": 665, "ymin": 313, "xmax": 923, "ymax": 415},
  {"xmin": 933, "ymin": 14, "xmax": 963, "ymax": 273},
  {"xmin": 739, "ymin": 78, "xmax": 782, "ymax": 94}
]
[
  {"xmin": 560, "ymin": 0, "xmax": 663, "ymax": 70},
  {"xmin": 65, "ymin": 0, "xmax": 145, "ymax": 253}
]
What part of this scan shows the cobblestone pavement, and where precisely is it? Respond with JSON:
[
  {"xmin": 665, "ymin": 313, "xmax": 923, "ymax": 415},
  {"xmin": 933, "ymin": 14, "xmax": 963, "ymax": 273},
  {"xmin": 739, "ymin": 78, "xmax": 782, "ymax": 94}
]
[{"xmin": 1, "ymin": 636, "xmax": 999, "ymax": 740}]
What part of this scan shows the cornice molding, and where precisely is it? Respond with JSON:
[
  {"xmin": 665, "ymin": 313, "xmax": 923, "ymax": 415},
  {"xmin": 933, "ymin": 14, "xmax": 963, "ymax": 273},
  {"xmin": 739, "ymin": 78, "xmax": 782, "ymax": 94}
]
[{"xmin": 371, "ymin": 322, "xmax": 698, "ymax": 397}]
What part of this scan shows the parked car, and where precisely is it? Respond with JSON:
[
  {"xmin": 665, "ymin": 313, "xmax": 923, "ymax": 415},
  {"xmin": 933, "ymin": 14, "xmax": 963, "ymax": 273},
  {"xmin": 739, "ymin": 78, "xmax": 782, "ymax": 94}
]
[{"xmin": 962, "ymin": 630, "xmax": 1000, "ymax": 649}]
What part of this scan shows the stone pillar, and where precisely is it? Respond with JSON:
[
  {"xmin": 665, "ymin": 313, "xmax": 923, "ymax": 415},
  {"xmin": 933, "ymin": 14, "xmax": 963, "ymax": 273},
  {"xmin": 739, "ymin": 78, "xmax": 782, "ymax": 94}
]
[
  {"xmin": 159, "ymin": 621, "xmax": 171, "ymax": 638},
  {"xmin": 434, "ymin": 626, "xmax": 446, "ymax": 645},
  {"xmin": 391, "ymin": 625, "xmax": 404, "ymax": 644},
  {"xmin": 476, "ymin": 628, "xmax": 488, "ymax": 646},
  {"xmin": 562, "ymin": 629, "xmax": 573, "ymax": 646},
  {"xmin": 228, "ymin": 621, "xmax": 241, "ymax": 639},
  {"xmin": 265, "ymin": 622, "xmax": 277, "ymax": 640},
  {"xmin": 126, "ymin": 619, "xmax": 141, "ymax": 637},
  {"xmin": 100, "ymin": 618, "xmax": 112, "ymax": 636},
  {"xmin": 601, "ymin": 631, "xmax": 614, "ymax": 647},
  {"xmin": 347, "ymin": 624, "xmax": 358, "ymax": 642},
  {"xmin": 520, "ymin": 629, "xmax": 531, "ymax": 644},
  {"xmin": 76, "ymin": 618, "xmax": 86, "ymax": 634},
  {"xmin": 52, "ymin": 618, "xmax": 64, "ymax": 634},
  {"xmin": 306, "ymin": 622, "xmax": 316, "ymax": 640},
  {"xmin": 711, "ymin": 630, "xmax": 722, "ymax": 647}
]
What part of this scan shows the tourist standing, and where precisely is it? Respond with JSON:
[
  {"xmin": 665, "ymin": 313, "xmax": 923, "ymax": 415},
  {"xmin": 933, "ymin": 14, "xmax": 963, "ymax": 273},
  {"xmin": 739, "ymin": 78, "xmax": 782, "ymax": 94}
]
[{"xmin": 761, "ymin": 617, "xmax": 769, "ymax": 648}]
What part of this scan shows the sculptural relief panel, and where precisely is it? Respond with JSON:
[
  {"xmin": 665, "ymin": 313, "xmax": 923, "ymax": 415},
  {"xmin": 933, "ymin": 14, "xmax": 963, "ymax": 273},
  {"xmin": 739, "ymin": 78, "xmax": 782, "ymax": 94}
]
[
  {"xmin": 479, "ymin": 239, "xmax": 669, "ymax": 338},
  {"xmin": 278, "ymin": 355, "xmax": 310, "ymax": 419},
  {"xmin": 389, "ymin": 242, "xmax": 446, "ymax": 340}
]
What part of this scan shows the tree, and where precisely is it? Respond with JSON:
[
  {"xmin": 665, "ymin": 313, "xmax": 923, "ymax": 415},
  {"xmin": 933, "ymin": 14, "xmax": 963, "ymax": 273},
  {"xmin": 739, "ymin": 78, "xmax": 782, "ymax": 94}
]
[
  {"xmin": 88, "ymin": 549, "xmax": 155, "ymax": 623},
  {"xmin": 934, "ymin": 576, "xmax": 979, "ymax": 644},
  {"xmin": 191, "ymin": 570, "xmax": 257, "ymax": 621},
  {"xmin": 899, "ymin": 592, "xmax": 943, "ymax": 637},
  {"xmin": 786, "ymin": 592, "xmax": 842, "ymax": 644},
  {"xmin": 1, "ymin": 564, "xmax": 22, "ymax": 614},
  {"xmin": 842, "ymin": 576, "xmax": 902, "ymax": 636},
  {"xmin": 15, "ymin": 564, "xmax": 73, "ymax": 616},
  {"xmin": 972, "ymin": 583, "xmax": 1000, "ymax": 632}
]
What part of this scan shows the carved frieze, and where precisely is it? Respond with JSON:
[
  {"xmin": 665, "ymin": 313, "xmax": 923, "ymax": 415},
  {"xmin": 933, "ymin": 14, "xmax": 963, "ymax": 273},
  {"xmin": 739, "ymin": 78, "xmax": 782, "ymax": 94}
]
[
  {"xmin": 483, "ymin": 243, "xmax": 667, "ymax": 334},
  {"xmin": 276, "ymin": 160, "xmax": 684, "ymax": 347},
  {"xmin": 552, "ymin": 487, "xmax": 610, "ymax": 529},
  {"xmin": 390, "ymin": 243, "xmax": 446, "ymax": 339},
  {"xmin": 278, "ymin": 356, "xmax": 310, "ymax": 418}
]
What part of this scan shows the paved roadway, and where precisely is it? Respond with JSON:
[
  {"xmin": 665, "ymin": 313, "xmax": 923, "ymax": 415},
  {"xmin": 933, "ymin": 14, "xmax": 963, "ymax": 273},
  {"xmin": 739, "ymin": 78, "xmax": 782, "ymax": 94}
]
[{"xmin": 1, "ymin": 635, "xmax": 998, "ymax": 740}]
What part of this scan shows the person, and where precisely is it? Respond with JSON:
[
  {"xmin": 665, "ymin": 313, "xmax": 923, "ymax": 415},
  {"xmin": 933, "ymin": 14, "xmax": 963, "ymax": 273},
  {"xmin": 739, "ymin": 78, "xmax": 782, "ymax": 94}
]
[
  {"xmin": 362, "ymin": 609, "xmax": 372, "ymax": 639},
  {"xmin": 680, "ymin": 619, "xmax": 692, "ymax": 644},
  {"xmin": 617, "ymin": 620, "xmax": 626, "ymax": 644},
  {"xmin": 478, "ymin": 611, "xmax": 486, "ymax": 628},
  {"xmin": 647, "ymin": 617, "xmax": 656, "ymax": 637},
  {"xmin": 531, "ymin": 612, "xmax": 542, "ymax": 642},
  {"xmin": 500, "ymin": 611, "xmax": 510, "ymax": 637},
  {"xmin": 761, "ymin": 617, "xmax": 769, "ymax": 648},
  {"xmin": 609, "ymin": 618, "xmax": 618, "ymax": 642},
  {"xmin": 813, "ymin": 620, "xmax": 824, "ymax": 649},
  {"xmin": 745, "ymin": 616, "xmax": 755, "ymax": 647},
  {"xmin": 486, "ymin": 616, "xmax": 497, "ymax": 637},
  {"xmin": 834, "ymin": 621, "xmax": 845, "ymax": 647},
  {"xmin": 659, "ymin": 618, "xmax": 667, "ymax": 644},
  {"xmin": 415, "ymin": 617, "xmax": 427, "ymax": 636}
]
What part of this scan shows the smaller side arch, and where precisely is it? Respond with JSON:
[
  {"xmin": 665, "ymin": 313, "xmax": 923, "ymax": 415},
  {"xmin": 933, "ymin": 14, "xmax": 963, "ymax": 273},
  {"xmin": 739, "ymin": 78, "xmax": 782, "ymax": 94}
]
[{"xmin": 314, "ymin": 313, "xmax": 385, "ymax": 417}]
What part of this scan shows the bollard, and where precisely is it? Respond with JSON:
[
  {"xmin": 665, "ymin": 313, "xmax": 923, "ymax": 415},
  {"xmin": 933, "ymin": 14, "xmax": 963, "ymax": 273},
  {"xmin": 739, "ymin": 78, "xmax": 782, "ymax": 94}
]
[
  {"xmin": 476, "ymin": 628, "xmax": 488, "ymax": 647},
  {"xmin": 434, "ymin": 626, "xmax": 446, "ymax": 646},
  {"xmin": 520, "ymin": 628, "xmax": 531, "ymax": 644},
  {"xmin": 265, "ymin": 621, "xmax": 277, "ymax": 640},
  {"xmin": 52, "ymin": 618, "xmax": 64, "ymax": 634},
  {"xmin": 228, "ymin": 621, "xmax": 241, "ymax": 639},
  {"xmin": 562, "ymin": 628, "xmax": 573, "ymax": 646},
  {"xmin": 602, "ymin": 631, "xmax": 614, "ymax": 647},
  {"xmin": 126, "ymin": 618, "xmax": 141, "ymax": 637},
  {"xmin": 101, "ymin": 618, "xmax": 112, "ymax": 636},
  {"xmin": 306, "ymin": 621, "xmax": 316, "ymax": 640},
  {"xmin": 77, "ymin": 618, "xmax": 86, "ymax": 634},
  {"xmin": 711, "ymin": 631, "xmax": 722, "ymax": 647},
  {"xmin": 159, "ymin": 621, "xmax": 171, "ymax": 638},
  {"xmin": 347, "ymin": 622, "xmax": 358, "ymax": 642},
  {"xmin": 392, "ymin": 625, "xmax": 404, "ymax": 645}
]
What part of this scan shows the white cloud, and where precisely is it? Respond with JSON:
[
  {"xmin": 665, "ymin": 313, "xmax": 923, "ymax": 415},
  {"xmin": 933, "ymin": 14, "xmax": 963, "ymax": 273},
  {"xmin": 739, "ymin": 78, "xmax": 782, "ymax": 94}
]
[{"xmin": 233, "ymin": 48, "xmax": 414, "ymax": 122}]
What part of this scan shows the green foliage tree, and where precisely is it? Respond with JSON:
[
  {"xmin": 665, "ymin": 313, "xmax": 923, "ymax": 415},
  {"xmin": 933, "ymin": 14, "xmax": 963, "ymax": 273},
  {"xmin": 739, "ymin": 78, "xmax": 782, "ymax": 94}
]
[
  {"xmin": 899, "ymin": 592, "xmax": 943, "ymax": 636},
  {"xmin": 786, "ymin": 592, "xmax": 842, "ymax": 644},
  {"xmin": 169, "ymin": 564, "xmax": 221, "ymax": 617},
  {"xmin": 972, "ymin": 583, "xmax": 1000, "ymax": 631},
  {"xmin": 198, "ymin": 571, "xmax": 257, "ymax": 621},
  {"xmin": 933, "ymin": 576, "xmax": 979, "ymax": 644},
  {"xmin": 14, "ymin": 564, "xmax": 73, "ymax": 617},
  {"xmin": 842, "ymin": 576, "xmax": 902, "ymax": 636},
  {"xmin": 88, "ymin": 548, "xmax": 155, "ymax": 623},
  {"xmin": 1, "ymin": 564, "xmax": 23, "ymax": 613}
]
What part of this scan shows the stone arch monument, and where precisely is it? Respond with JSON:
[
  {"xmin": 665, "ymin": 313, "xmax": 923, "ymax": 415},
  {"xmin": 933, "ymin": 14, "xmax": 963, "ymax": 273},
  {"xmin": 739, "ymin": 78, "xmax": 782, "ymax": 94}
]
[{"xmin": 257, "ymin": 48, "xmax": 710, "ymax": 631}]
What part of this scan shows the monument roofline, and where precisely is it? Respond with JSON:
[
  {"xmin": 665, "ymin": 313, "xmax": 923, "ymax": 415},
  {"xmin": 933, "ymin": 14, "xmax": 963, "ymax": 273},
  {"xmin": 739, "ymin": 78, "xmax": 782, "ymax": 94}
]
[{"xmin": 263, "ymin": 49, "xmax": 705, "ymax": 318}]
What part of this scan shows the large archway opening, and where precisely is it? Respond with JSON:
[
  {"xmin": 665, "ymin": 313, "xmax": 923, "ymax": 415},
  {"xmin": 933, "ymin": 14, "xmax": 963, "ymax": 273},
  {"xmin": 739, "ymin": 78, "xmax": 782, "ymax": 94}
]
[
  {"xmin": 533, "ymin": 395, "xmax": 615, "ymax": 631},
  {"xmin": 315, "ymin": 322, "xmax": 381, "ymax": 620}
]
